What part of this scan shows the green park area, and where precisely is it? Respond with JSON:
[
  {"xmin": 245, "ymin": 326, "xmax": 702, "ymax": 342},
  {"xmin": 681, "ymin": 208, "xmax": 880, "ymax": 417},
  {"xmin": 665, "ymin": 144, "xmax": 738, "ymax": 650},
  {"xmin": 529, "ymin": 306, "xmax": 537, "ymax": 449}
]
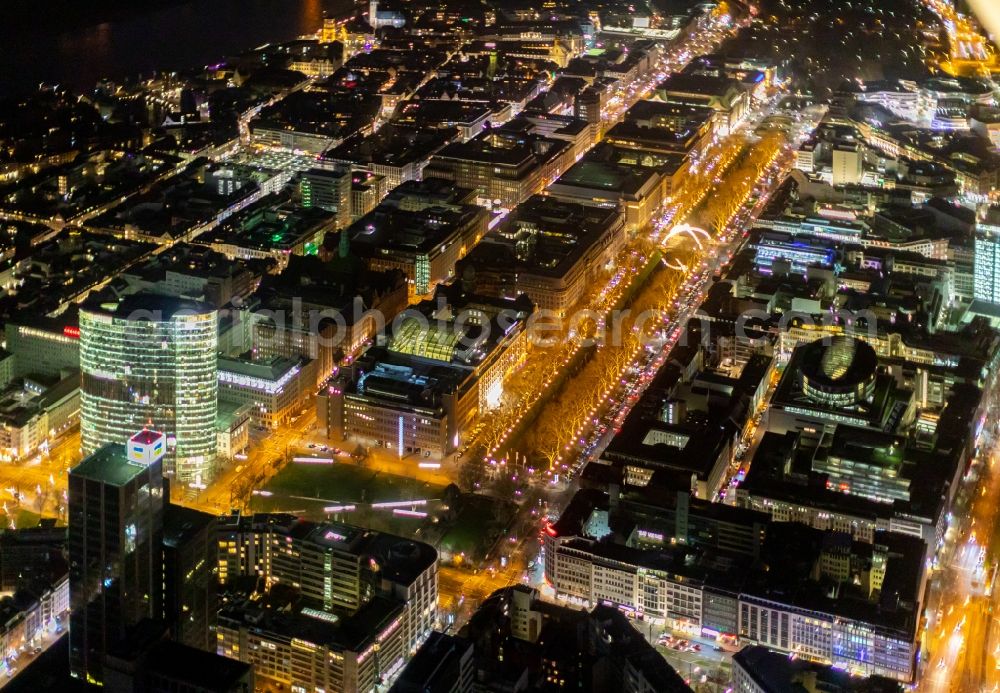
[
  {"xmin": 251, "ymin": 461, "xmax": 447, "ymax": 535},
  {"xmin": 436, "ymin": 493, "xmax": 518, "ymax": 564},
  {"xmin": 251, "ymin": 460, "xmax": 517, "ymax": 563}
]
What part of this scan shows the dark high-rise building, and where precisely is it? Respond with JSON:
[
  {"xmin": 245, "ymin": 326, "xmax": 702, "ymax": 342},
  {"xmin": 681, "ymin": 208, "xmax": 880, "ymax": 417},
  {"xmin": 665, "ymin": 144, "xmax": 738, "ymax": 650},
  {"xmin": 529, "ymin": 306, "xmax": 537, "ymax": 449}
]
[
  {"xmin": 162, "ymin": 504, "xmax": 217, "ymax": 652},
  {"xmin": 104, "ymin": 620, "xmax": 255, "ymax": 693},
  {"xmin": 69, "ymin": 430, "xmax": 166, "ymax": 685}
]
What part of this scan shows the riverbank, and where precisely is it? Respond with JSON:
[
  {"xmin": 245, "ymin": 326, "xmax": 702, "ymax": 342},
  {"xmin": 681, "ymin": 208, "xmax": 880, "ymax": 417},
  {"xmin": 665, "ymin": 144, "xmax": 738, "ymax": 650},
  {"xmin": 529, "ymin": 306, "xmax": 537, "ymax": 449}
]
[
  {"xmin": 5, "ymin": 0, "xmax": 197, "ymax": 31},
  {"xmin": 0, "ymin": 0, "xmax": 354, "ymax": 96}
]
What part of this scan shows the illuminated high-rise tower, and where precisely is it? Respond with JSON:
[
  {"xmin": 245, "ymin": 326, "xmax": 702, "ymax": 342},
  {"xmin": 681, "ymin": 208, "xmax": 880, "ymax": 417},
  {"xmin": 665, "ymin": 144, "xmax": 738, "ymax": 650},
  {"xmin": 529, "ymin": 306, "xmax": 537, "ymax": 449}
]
[{"xmin": 79, "ymin": 294, "xmax": 218, "ymax": 484}]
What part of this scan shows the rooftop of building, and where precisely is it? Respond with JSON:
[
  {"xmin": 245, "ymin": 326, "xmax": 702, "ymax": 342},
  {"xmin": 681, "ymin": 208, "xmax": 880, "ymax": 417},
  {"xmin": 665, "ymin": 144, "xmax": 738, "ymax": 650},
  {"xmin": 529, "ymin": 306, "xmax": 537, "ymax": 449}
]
[
  {"xmin": 601, "ymin": 329, "xmax": 766, "ymax": 481},
  {"xmin": 218, "ymin": 354, "xmax": 305, "ymax": 383},
  {"xmin": 657, "ymin": 72, "xmax": 742, "ymax": 98},
  {"xmin": 219, "ymin": 588, "xmax": 405, "ymax": 654},
  {"xmin": 771, "ymin": 337, "xmax": 912, "ymax": 432},
  {"xmin": 497, "ymin": 111, "xmax": 591, "ymax": 139},
  {"xmin": 552, "ymin": 157, "xmax": 660, "ymax": 196},
  {"xmin": 217, "ymin": 512, "xmax": 437, "ymax": 585},
  {"xmin": 141, "ymin": 639, "xmax": 254, "ymax": 689},
  {"xmin": 254, "ymin": 253, "xmax": 407, "ymax": 322},
  {"xmin": 0, "ymin": 228, "xmax": 156, "ymax": 320},
  {"xmin": 621, "ymin": 480, "xmax": 772, "ymax": 530},
  {"xmin": 347, "ymin": 347, "xmax": 474, "ymax": 407},
  {"xmin": 162, "ymin": 503, "xmax": 215, "ymax": 550},
  {"xmin": 461, "ymin": 586, "xmax": 692, "ymax": 692},
  {"xmin": 417, "ymin": 75, "xmax": 545, "ymax": 105},
  {"xmin": 740, "ymin": 426, "xmax": 962, "ymax": 525},
  {"xmin": 627, "ymin": 96, "xmax": 715, "ymax": 120},
  {"xmin": 551, "ymin": 492, "xmax": 924, "ymax": 633},
  {"xmin": 393, "ymin": 98, "xmax": 495, "ymax": 127},
  {"xmin": 391, "ymin": 631, "xmax": 472, "ymax": 693},
  {"xmin": 197, "ymin": 195, "xmax": 334, "ymax": 252},
  {"xmin": 365, "ymin": 531, "xmax": 440, "ymax": 588},
  {"xmin": 799, "ymin": 336, "xmax": 879, "ymax": 390},
  {"xmin": 89, "ymin": 159, "xmax": 268, "ymax": 240},
  {"xmin": 122, "ymin": 242, "xmax": 262, "ymax": 285},
  {"xmin": 596, "ymin": 141, "xmax": 689, "ymax": 175},
  {"xmin": 458, "ymin": 195, "xmax": 623, "ymax": 279},
  {"xmin": 604, "ymin": 120, "xmax": 704, "ymax": 152},
  {"xmin": 70, "ymin": 442, "xmax": 156, "ymax": 487},
  {"xmin": 129, "ymin": 429, "xmax": 162, "ymax": 446},
  {"xmin": 4, "ymin": 311, "xmax": 80, "ymax": 338},
  {"xmin": 324, "ymin": 123, "xmax": 458, "ymax": 169},
  {"xmin": 216, "ymin": 400, "xmax": 252, "ymax": 431},
  {"xmin": 733, "ymin": 645, "xmax": 903, "ymax": 693},
  {"xmin": 432, "ymin": 130, "xmax": 569, "ymax": 168},
  {"xmin": 562, "ymin": 535, "xmax": 746, "ymax": 590},
  {"xmin": 0, "ymin": 372, "xmax": 78, "ymax": 428},
  {"xmin": 344, "ymin": 46, "xmax": 448, "ymax": 73},
  {"xmin": 81, "ymin": 292, "xmax": 216, "ymax": 321},
  {"xmin": 251, "ymin": 89, "xmax": 379, "ymax": 138},
  {"xmin": 296, "ymin": 519, "xmax": 366, "ymax": 550},
  {"xmin": 0, "ymin": 149, "xmax": 179, "ymax": 224},
  {"xmin": 345, "ymin": 180, "xmax": 485, "ymax": 255},
  {"xmin": 745, "ymin": 523, "xmax": 924, "ymax": 635},
  {"xmin": 602, "ymin": 410, "xmax": 737, "ymax": 480},
  {"xmin": 387, "ymin": 306, "xmax": 526, "ymax": 368}
]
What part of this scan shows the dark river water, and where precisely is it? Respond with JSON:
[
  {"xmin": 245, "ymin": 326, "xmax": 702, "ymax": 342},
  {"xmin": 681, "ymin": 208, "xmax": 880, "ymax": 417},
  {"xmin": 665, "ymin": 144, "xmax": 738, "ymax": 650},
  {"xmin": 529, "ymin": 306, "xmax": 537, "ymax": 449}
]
[{"xmin": 1, "ymin": 0, "xmax": 355, "ymax": 96}]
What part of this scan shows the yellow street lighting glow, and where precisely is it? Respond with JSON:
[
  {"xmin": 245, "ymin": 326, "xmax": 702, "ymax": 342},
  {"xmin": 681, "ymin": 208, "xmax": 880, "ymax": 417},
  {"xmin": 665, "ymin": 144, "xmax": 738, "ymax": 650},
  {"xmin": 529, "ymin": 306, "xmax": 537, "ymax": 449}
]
[{"xmin": 967, "ymin": 0, "xmax": 1000, "ymax": 47}]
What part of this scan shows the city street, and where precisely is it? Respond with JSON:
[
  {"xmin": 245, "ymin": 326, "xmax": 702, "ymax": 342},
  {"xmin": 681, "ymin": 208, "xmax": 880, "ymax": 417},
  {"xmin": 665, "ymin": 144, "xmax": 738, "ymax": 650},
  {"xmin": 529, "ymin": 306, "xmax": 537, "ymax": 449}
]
[
  {"xmin": 0, "ymin": 18, "xmax": 803, "ymax": 676},
  {"xmin": 3, "ymin": 0, "xmax": 999, "ymax": 689},
  {"xmin": 920, "ymin": 440, "xmax": 1000, "ymax": 691}
]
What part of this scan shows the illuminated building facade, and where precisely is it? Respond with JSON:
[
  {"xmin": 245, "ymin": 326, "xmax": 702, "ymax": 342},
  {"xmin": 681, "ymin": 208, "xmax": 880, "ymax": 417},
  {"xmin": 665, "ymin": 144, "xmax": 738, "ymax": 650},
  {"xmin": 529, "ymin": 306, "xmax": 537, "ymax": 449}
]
[
  {"xmin": 68, "ymin": 430, "xmax": 166, "ymax": 685},
  {"xmin": 4, "ymin": 318, "xmax": 80, "ymax": 380},
  {"xmin": 300, "ymin": 167, "xmax": 352, "ymax": 228},
  {"xmin": 215, "ymin": 513, "xmax": 438, "ymax": 692},
  {"xmin": 425, "ymin": 132, "xmax": 572, "ymax": 209},
  {"xmin": 216, "ymin": 598, "xmax": 408, "ymax": 693},
  {"xmin": 543, "ymin": 498, "xmax": 923, "ymax": 682},
  {"xmin": 750, "ymin": 231, "xmax": 836, "ymax": 275},
  {"xmin": 198, "ymin": 199, "xmax": 332, "ymax": 272},
  {"xmin": 0, "ymin": 372, "xmax": 80, "ymax": 461},
  {"xmin": 249, "ymin": 264, "xmax": 409, "ymax": 388},
  {"xmin": 162, "ymin": 504, "xmax": 217, "ymax": 653},
  {"xmin": 546, "ymin": 157, "xmax": 667, "ymax": 232},
  {"xmin": 319, "ymin": 294, "xmax": 531, "ymax": 458},
  {"xmin": 974, "ymin": 228, "xmax": 1000, "ymax": 305},
  {"xmin": 79, "ymin": 295, "xmax": 218, "ymax": 484},
  {"xmin": 217, "ymin": 355, "xmax": 317, "ymax": 429},
  {"xmin": 738, "ymin": 346, "xmax": 980, "ymax": 551},
  {"xmin": 766, "ymin": 337, "xmax": 914, "ymax": 436},
  {"xmin": 346, "ymin": 179, "xmax": 489, "ymax": 300},
  {"xmin": 457, "ymin": 196, "xmax": 626, "ymax": 317},
  {"xmin": 327, "ymin": 354, "xmax": 476, "ymax": 459}
]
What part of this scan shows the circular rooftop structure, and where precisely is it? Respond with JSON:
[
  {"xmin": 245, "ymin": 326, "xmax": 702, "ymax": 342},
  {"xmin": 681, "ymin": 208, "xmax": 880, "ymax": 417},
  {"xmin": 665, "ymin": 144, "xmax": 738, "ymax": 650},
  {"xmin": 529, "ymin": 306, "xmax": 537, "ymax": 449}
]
[{"xmin": 799, "ymin": 337, "xmax": 877, "ymax": 408}]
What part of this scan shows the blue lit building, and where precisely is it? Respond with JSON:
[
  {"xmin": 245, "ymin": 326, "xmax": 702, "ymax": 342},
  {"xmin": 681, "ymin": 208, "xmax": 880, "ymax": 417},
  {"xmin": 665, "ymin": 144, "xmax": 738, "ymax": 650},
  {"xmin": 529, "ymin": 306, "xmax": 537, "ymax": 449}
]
[
  {"xmin": 974, "ymin": 223, "xmax": 1000, "ymax": 305},
  {"xmin": 751, "ymin": 232, "xmax": 837, "ymax": 275}
]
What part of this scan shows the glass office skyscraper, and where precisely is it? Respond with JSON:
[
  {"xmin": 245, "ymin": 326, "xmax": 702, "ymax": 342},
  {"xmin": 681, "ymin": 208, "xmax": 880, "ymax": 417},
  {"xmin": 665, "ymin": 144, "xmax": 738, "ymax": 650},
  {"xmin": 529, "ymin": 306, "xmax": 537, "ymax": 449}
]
[
  {"xmin": 79, "ymin": 294, "xmax": 218, "ymax": 484},
  {"xmin": 975, "ymin": 225, "xmax": 1000, "ymax": 305}
]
